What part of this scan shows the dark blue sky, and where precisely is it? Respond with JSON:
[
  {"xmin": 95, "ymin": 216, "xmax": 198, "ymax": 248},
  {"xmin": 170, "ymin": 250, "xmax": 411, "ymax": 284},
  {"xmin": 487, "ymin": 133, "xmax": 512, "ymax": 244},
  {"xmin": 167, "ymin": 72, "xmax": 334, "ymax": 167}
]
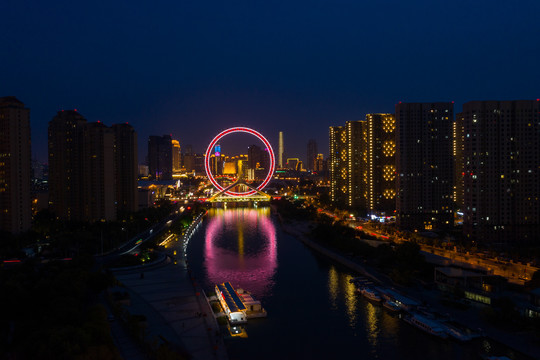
[{"xmin": 2, "ymin": 0, "xmax": 539, "ymax": 164}]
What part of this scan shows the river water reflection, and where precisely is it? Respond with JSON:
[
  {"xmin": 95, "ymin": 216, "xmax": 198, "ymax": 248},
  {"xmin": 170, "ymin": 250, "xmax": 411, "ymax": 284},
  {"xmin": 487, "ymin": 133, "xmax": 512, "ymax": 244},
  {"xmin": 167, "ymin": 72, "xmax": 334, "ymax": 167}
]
[
  {"xmin": 203, "ymin": 207, "xmax": 277, "ymax": 297},
  {"xmin": 186, "ymin": 208, "xmax": 525, "ymax": 360}
]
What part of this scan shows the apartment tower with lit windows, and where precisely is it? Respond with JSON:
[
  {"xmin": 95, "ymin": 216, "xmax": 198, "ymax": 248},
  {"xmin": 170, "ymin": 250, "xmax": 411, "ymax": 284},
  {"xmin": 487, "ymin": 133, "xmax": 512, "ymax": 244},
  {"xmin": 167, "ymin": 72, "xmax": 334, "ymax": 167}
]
[
  {"xmin": 345, "ymin": 121, "xmax": 363, "ymax": 208},
  {"xmin": 361, "ymin": 114, "xmax": 397, "ymax": 216},
  {"xmin": 329, "ymin": 126, "xmax": 348, "ymax": 207},
  {"xmin": 395, "ymin": 102, "xmax": 454, "ymax": 230},
  {"xmin": 461, "ymin": 100, "xmax": 540, "ymax": 244}
]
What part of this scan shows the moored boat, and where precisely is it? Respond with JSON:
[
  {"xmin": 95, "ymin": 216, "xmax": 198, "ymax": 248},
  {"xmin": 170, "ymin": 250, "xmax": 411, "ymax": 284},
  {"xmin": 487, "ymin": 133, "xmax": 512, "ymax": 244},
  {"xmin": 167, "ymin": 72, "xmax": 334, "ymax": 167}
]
[
  {"xmin": 236, "ymin": 288, "xmax": 267, "ymax": 319},
  {"xmin": 403, "ymin": 313, "xmax": 448, "ymax": 339},
  {"xmin": 361, "ymin": 288, "xmax": 382, "ymax": 303},
  {"xmin": 383, "ymin": 300, "xmax": 401, "ymax": 313}
]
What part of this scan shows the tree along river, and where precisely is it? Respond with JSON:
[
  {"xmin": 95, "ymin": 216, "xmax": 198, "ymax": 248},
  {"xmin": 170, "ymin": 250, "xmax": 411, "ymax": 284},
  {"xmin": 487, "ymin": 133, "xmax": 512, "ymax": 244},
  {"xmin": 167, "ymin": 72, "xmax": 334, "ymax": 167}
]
[{"xmin": 185, "ymin": 207, "xmax": 524, "ymax": 360}]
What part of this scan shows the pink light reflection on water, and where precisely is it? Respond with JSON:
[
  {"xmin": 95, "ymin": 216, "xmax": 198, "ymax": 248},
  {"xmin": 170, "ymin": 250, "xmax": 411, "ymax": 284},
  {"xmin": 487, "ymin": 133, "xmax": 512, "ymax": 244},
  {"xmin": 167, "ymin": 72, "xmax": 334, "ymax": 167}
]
[{"xmin": 204, "ymin": 208, "xmax": 277, "ymax": 297}]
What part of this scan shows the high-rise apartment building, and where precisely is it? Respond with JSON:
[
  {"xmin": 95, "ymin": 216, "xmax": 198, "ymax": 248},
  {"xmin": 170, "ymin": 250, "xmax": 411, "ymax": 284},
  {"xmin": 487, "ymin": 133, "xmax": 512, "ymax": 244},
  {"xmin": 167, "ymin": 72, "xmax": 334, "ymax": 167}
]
[
  {"xmin": 345, "ymin": 121, "xmax": 363, "ymax": 208},
  {"xmin": 307, "ymin": 139, "xmax": 318, "ymax": 171},
  {"xmin": 112, "ymin": 123, "xmax": 138, "ymax": 213},
  {"xmin": 361, "ymin": 114, "xmax": 397, "ymax": 215},
  {"xmin": 148, "ymin": 135, "xmax": 173, "ymax": 180},
  {"xmin": 172, "ymin": 139, "xmax": 181, "ymax": 172},
  {"xmin": 49, "ymin": 111, "xmax": 138, "ymax": 222},
  {"xmin": 248, "ymin": 144, "xmax": 269, "ymax": 171},
  {"xmin": 329, "ymin": 126, "xmax": 348, "ymax": 207},
  {"xmin": 314, "ymin": 154, "xmax": 325, "ymax": 172},
  {"xmin": 395, "ymin": 102, "xmax": 454, "ymax": 230},
  {"xmin": 48, "ymin": 110, "xmax": 87, "ymax": 221},
  {"xmin": 454, "ymin": 113, "xmax": 465, "ymax": 209},
  {"xmin": 278, "ymin": 131, "xmax": 284, "ymax": 168},
  {"xmin": 83, "ymin": 122, "xmax": 116, "ymax": 221},
  {"xmin": 0, "ymin": 97, "xmax": 32, "ymax": 234},
  {"xmin": 461, "ymin": 100, "xmax": 540, "ymax": 244}
]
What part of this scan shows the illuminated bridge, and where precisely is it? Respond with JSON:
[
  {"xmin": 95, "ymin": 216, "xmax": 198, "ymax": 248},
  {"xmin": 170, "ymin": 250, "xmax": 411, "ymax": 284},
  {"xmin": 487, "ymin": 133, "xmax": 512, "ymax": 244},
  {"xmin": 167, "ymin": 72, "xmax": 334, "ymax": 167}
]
[{"xmin": 206, "ymin": 180, "xmax": 272, "ymax": 203}]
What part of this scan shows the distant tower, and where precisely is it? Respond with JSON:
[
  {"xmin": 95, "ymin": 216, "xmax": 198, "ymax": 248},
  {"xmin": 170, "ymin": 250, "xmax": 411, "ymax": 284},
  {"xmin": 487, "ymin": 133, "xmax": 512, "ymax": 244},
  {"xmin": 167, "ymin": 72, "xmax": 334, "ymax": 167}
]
[
  {"xmin": 148, "ymin": 135, "xmax": 173, "ymax": 180},
  {"xmin": 0, "ymin": 97, "xmax": 31, "ymax": 234},
  {"xmin": 171, "ymin": 139, "xmax": 181, "ymax": 172},
  {"xmin": 307, "ymin": 139, "xmax": 318, "ymax": 171},
  {"xmin": 278, "ymin": 131, "xmax": 284, "ymax": 168}
]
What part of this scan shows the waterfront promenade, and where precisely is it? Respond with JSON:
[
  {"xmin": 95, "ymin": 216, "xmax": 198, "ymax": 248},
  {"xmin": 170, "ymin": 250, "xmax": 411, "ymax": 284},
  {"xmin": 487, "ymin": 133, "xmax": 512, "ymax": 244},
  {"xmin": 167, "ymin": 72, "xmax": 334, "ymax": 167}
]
[
  {"xmin": 111, "ymin": 255, "xmax": 228, "ymax": 360},
  {"xmin": 278, "ymin": 216, "xmax": 540, "ymax": 360}
]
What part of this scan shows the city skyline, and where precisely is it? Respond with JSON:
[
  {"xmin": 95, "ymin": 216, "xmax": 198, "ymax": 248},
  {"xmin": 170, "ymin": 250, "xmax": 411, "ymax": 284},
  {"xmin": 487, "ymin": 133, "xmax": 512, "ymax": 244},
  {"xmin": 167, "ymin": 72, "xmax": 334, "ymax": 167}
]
[
  {"xmin": 2, "ymin": 1, "xmax": 540, "ymax": 163},
  {"xmin": 3, "ymin": 2, "xmax": 540, "ymax": 359}
]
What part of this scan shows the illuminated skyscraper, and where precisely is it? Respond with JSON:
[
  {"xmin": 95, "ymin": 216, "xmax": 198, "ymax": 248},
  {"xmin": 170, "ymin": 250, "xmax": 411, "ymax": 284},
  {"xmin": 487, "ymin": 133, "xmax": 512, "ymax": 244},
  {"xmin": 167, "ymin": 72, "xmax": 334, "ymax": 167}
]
[
  {"xmin": 0, "ymin": 97, "xmax": 31, "ymax": 234},
  {"xmin": 329, "ymin": 126, "xmax": 348, "ymax": 207},
  {"xmin": 396, "ymin": 102, "xmax": 454, "ymax": 230},
  {"xmin": 461, "ymin": 100, "xmax": 540, "ymax": 244},
  {"xmin": 172, "ymin": 139, "xmax": 181, "ymax": 172},
  {"xmin": 278, "ymin": 131, "xmax": 284, "ymax": 168},
  {"xmin": 361, "ymin": 114, "xmax": 396, "ymax": 215},
  {"xmin": 453, "ymin": 113, "xmax": 465, "ymax": 209},
  {"xmin": 314, "ymin": 154, "xmax": 324, "ymax": 172},
  {"xmin": 345, "ymin": 121, "xmax": 363, "ymax": 208},
  {"xmin": 307, "ymin": 139, "xmax": 318, "ymax": 171}
]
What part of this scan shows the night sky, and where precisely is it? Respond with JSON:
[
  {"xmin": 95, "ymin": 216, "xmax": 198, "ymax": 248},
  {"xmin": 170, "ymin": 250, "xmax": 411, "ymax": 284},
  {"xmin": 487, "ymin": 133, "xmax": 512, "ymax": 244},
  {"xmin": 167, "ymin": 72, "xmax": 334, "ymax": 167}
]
[{"xmin": 2, "ymin": 0, "xmax": 539, "ymax": 163}]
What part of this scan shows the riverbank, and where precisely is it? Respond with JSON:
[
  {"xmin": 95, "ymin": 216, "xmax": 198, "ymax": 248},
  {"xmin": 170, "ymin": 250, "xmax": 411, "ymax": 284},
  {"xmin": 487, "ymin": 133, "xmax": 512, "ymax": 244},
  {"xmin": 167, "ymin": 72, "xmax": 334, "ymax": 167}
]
[
  {"xmin": 275, "ymin": 212, "xmax": 540, "ymax": 360},
  {"xmin": 109, "ymin": 211, "xmax": 228, "ymax": 360}
]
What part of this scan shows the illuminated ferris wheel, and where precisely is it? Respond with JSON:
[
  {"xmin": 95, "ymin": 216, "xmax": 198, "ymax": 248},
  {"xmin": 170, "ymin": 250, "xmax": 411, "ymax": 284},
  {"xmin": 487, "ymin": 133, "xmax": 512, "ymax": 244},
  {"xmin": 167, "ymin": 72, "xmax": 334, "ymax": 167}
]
[{"xmin": 204, "ymin": 127, "xmax": 276, "ymax": 197}]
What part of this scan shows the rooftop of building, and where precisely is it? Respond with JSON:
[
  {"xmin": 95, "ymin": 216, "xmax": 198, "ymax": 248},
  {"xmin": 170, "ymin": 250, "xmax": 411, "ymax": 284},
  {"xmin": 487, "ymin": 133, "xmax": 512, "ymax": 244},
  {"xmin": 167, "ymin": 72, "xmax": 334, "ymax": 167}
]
[
  {"xmin": 435, "ymin": 266, "xmax": 487, "ymax": 278},
  {"xmin": 0, "ymin": 96, "xmax": 24, "ymax": 106}
]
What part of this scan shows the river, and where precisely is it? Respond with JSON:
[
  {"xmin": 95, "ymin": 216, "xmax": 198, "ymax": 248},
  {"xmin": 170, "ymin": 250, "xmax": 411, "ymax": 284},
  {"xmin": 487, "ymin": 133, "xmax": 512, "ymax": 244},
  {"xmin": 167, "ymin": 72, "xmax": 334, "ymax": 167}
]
[{"xmin": 185, "ymin": 207, "xmax": 522, "ymax": 360}]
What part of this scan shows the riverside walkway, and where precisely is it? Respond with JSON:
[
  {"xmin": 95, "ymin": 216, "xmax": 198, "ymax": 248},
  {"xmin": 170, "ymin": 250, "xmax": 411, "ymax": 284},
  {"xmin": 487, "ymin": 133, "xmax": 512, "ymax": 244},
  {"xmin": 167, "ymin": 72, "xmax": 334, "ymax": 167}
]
[{"xmin": 111, "ymin": 256, "xmax": 228, "ymax": 360}]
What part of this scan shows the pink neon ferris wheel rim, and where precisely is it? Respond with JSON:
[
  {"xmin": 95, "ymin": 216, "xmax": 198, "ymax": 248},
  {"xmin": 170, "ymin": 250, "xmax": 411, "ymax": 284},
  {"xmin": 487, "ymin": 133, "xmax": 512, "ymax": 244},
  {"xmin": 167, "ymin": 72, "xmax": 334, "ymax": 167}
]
[{"xmin": 205, "ymin": 127, "xmax": 276, "ymax": 197}]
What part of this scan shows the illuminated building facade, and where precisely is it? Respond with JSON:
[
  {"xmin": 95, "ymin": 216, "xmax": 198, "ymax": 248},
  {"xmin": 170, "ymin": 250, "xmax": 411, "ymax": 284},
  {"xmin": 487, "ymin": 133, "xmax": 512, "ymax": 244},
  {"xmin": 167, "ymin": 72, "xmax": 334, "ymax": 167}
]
[
  {"xmin": 223, "ymin": 160, "xmax": 237, "ymax": 175},
  {"xmin": 314, "ymin": 153, "xmax": 324, "ymax": 172},
  {"xmin": 0, "ymin": 97, "xmax": 31, "ymax": 234},
  {"xmin": 307, "ymin": 139, "xmax": 318, "ymax": 171},
  {"xmin": 361, "ymin": 114, "xmax": 396, "ymax": 215},
  {"xmin": 278, "ymin": 131, "xmax": 284, "ymax": 168},
  {"xmin": 171, "ymin": 139, "xmax": 181, "ymax": 172},
  {"xmin": 454, "ymin": 113, "xmax": 465, "ymax": 209},
  {"xmin": 345, "ymin": 121, "xmax": 363, "ymax": 208},
  {"xmin": 461, "ymin": 100, "xmax": 540, "ymax": 244},
  {"xmin": 329, "ymin": 126, "xmax": 348, "ymax": 206},
  {"xmin": 210, "ymin": 154, "xmax": 223, "ymax": 176},
  {"xmin": 148, "ymin": 135, "xmax": 172, "ymax": 180},
  {"xmin": 286, "ymin": 158, "xmax": 301, "ymax": 171},
  {"xmin": 396, "ymin": 102, "xmax": 454, "ymax": 230}
]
